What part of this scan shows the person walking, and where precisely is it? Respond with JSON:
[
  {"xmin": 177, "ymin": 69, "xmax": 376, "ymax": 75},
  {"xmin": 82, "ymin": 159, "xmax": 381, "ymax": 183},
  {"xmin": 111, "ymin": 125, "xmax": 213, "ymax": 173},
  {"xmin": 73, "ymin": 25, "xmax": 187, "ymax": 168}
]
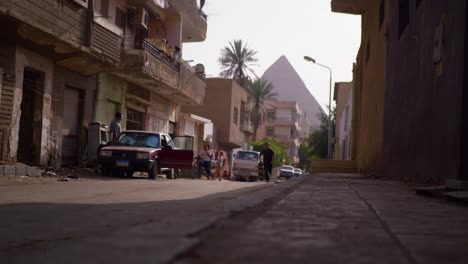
[
  {"xmin": 199, "ymin": 144, "xmax": 213, "ymax": 180},
  {"xmin": 260, "ymin": 142, "xmax": 275, "ymax": 183},
  {"xmin": 109, "ymin": 112, "xmax": 123, "ymax": 144},
  {"xmin": 216, "ymin": 151, "xmax": 226, "ymax": 181}
]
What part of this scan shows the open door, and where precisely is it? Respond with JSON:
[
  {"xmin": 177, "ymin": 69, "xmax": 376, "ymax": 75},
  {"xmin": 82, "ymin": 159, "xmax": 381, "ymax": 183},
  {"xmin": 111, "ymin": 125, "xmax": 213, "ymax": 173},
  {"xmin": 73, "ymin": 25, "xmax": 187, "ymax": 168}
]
[{"xmin": 158, "ymin": 136, "xmax": 194, "ymax": 170}]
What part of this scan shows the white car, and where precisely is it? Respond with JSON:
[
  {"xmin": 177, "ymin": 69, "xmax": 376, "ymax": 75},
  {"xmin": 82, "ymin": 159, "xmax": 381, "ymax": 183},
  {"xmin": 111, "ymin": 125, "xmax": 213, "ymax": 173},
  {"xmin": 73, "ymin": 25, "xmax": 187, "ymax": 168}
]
[
  {"xmin": 294, "ymin": 168, "xmax": 302, "ymax": 177},
  {"xmin": 279, "ymin": 165, "xmax": 295, "ymax": 179}
]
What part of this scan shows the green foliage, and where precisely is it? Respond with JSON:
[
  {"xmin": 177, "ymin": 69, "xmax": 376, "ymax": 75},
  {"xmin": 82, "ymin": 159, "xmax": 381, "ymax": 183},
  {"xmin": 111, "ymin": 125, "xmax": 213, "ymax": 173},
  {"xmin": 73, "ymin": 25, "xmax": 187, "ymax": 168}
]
[
  {"xmin": 299, "ymin": 107, "xmax": 336, "ymax": 162},
  {"xmin": 247, "ymin": 79, "xmax": 277, "ymax": 140},
  {"xmin": 251, "ymin": 138, "xmax": 286, "ymax": 167},
  {"xmin": 218, "ymin": 39, "xmax": 258, "ymax": 86}
]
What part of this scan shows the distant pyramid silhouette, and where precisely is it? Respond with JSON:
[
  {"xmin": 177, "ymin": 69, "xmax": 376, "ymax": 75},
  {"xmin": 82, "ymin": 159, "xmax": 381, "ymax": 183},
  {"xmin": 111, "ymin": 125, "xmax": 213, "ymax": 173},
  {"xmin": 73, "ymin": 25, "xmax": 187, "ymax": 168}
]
[{"xmin": 262, "ymin": 55, "xmax": 324, "ymax": 130}]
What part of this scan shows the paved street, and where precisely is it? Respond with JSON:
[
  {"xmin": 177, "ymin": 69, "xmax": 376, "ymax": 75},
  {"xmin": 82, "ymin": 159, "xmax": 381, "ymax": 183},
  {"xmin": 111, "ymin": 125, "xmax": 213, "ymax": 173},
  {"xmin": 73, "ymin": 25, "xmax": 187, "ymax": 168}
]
[
  {"xmin": 176, "ymin": 174, "xmax": 468, "ymax": 264},
  {"xmin": 1, "ymin": 174, "xmax": 468, "ymax": 264},
  {"xmin": 0, "ymin": 176, "xmax": 301, "ymax": 264}
]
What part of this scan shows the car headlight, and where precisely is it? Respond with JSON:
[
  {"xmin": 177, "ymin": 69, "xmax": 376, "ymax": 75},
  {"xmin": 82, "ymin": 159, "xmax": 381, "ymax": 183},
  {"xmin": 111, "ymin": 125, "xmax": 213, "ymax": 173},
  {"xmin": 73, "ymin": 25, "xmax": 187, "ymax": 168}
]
[
  {"xmin": 99, "ymin": 150, "xmax": 112, "ymax": 157},
  {"xmin": 136, "ymin": 152, "xmax": 150, "ymax": 159}
]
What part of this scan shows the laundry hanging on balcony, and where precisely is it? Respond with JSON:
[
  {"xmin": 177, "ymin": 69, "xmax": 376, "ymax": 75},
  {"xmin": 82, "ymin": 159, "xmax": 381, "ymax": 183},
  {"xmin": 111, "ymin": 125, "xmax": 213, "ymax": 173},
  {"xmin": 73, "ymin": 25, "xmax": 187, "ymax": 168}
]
[{"xmin": 153, "ymin": 0, "xmax": 169, "ymax": 9}]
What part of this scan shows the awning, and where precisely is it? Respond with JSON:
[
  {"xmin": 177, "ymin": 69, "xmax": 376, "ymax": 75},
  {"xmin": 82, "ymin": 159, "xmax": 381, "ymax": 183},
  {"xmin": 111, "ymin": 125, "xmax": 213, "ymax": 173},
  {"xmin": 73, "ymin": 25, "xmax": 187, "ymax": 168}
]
[{"xmin": 153, "ymin": 0, "xmax": 169, "ymax": 9}]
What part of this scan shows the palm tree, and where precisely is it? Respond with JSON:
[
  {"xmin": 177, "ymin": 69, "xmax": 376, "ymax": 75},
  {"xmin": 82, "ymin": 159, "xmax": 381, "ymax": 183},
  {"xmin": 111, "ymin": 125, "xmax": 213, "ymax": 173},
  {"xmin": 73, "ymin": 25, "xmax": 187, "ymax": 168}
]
[
  {"xmin": 218, "ymin": 39, "xmax": 258, "ymax": 86},
  {"xmin": 247, "ymin": 78, "xmax": 278, "ymax": 140}
]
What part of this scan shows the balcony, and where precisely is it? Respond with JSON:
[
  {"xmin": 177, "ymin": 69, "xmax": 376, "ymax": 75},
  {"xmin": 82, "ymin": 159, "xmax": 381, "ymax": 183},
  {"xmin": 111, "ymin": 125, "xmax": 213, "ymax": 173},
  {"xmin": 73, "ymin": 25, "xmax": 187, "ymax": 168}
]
[
  {"xmin": 118, "ymin": 39, "xmax": 205, "ymax": 105},
  {"xmin": 268, "ymin": 117, "xmax": 300, "ymax": 129},
  {"xmin": 331, "ymin": 0, "xmax": 364, "ymax": 14},
  {"xmin": 168, "ymin": 0, "xmax": 207, "ymax": 42},
  {"xmin": 0, "ymin": 0, "xmax": 121, "ymax": 75},
  {"xmin": 240, "ymin": 120, "xmax": 254, "ymax": 134},
  {"xmin": 275, "ymin": 135, "xmax": 300, "ymax": 145}
]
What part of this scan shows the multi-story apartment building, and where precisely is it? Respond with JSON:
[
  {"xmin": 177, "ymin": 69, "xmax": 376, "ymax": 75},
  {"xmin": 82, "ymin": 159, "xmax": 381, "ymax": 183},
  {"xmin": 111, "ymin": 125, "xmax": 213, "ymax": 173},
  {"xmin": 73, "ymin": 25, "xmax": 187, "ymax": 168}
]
[
  {"xmin": 332, "ymin": 0, "xmax": 468, "ymax": 184},
  {"xmin": 0, "ymin": 0, "xmax": 208, "ymax": 167},
  {"xmin": 182, "ymin": 78, "xmax": 254, "ymax": 154},
  {"xmin": 258, "ymin": 101, "xmax": 303, "ymax": 165}
]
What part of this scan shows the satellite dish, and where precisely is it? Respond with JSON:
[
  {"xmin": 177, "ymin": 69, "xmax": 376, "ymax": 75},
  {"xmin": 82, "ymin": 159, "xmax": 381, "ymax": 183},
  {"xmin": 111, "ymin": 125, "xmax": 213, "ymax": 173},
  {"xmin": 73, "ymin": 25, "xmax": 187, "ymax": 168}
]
[{"xmin": 195, "ymin": 63, "xmax": 205, "ymax": 74}]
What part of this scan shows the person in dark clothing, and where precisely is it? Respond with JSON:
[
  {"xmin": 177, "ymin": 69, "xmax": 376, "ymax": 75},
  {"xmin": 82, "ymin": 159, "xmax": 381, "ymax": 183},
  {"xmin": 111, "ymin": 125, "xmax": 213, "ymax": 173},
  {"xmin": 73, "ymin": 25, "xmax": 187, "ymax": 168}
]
[{"xmin": 260, "ymin": 142, "xmax": 276, "ymax": 182}]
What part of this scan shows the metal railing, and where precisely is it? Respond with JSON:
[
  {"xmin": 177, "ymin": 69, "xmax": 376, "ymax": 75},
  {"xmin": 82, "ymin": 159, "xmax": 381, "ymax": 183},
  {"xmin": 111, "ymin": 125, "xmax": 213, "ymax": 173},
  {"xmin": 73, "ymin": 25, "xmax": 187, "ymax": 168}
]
[{"xmin": 142, "ymin": 39, "xmax": 180, "ymax": 71}]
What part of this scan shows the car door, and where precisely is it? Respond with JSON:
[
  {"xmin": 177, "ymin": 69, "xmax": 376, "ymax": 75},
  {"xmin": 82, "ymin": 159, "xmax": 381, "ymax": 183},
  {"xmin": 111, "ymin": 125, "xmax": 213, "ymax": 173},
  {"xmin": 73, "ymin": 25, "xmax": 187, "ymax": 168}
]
[{"xmin": 158, "ymin": 135, "xmax": 194, "ymax": 170}]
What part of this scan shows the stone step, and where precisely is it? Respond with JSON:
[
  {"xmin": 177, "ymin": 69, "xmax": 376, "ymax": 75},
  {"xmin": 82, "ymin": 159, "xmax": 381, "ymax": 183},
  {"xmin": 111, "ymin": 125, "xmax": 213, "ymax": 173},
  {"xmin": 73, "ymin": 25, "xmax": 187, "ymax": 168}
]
[{"xmin": 0, "ymin": 164, "xmax": 40, "ymax": 177}]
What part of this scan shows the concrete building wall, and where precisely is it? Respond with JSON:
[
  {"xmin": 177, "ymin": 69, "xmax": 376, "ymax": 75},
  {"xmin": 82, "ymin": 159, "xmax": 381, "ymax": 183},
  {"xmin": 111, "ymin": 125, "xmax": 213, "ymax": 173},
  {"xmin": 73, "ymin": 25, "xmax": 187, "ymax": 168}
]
[
  {"xmin": 13, "ymin": 46, "xmax": 54, "ymax": 165},
  {"xmin": 334, "ymin": 82, "xmax": 352, "ymax": 160},
  {"xmin": 94, "ymin": 73, "xmax": 127, "ymax": 130},
  {"xmin": 352, "ymin": 0, "xmax": 388, "ymax": 175},
  {"xmin": 383, "ymin": 0, "xmax": 467, "ymax": 183}
]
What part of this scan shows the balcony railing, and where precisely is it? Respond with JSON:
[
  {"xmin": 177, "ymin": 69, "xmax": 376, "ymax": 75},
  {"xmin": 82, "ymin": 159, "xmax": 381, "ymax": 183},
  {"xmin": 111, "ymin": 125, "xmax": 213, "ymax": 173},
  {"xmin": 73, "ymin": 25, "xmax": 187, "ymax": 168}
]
[{"xmin": 142, "ymin": 39, "xmax": 180, "ymax": 71}]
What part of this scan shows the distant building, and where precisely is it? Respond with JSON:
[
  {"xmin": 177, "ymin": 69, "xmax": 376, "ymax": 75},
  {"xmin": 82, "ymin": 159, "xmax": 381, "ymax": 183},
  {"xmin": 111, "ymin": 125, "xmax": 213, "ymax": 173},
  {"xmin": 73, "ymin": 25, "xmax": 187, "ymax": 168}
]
[
  {"xmin": 182, "ymin": 78, "xmax": 254, "ymax": 154},
  {"xmin": 258, "ymin": 101, "xmax": 304, "ymax": 165},
  {"xmin": 262, "ymin": 55, "xmax": 324, "ymax": 131},
  {"xmin": 333, "ymin": 82, "xmax": 353, "ymax": 160}
]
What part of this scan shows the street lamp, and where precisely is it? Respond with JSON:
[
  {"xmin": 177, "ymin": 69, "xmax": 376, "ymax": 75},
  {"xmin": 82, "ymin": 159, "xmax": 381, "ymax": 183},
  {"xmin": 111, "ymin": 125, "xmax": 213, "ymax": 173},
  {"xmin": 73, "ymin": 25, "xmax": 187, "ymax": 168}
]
[{"xmin": 304, "ymin": 56, "xmax": 333, "ymax": 160}]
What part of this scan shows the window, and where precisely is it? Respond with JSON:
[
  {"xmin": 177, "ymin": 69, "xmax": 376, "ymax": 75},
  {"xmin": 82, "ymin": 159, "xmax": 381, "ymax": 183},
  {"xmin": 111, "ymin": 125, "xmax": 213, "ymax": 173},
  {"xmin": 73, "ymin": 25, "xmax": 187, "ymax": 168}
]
[
  {"xmin": 344, "ymin": 105, "xmax": 349, "ymax": 131},
  {"xmin": 115, "ymin": 7, "xmax": 126, "ymax": 29},
  {"xmin": 290, "ymin": 128, "xmax": 295, "ymax": 137},
  {"xmin": 233, "ymin": 107, "xmax": 238, "ymax": 125},
  {"xmin": 398, "ymin": 0, "xmax": 410, "ymax": 39},
  {"xmin": 379, "ymin": 0, "xmax": 385, "ymax": 31},
  {"xmin": 267, "ymin": 111, "xmax": 275, "ymax": 122},
  {"xmin": 266, "ymin": 128, "xmax": 275, "ymax": 137},
  {"xmin": 366, "ymin": 39, "xmax": 370, "ymax": 64},
  {"xmin": 126, "ymin": 108, "xmax": 145, "ymax": 130}
]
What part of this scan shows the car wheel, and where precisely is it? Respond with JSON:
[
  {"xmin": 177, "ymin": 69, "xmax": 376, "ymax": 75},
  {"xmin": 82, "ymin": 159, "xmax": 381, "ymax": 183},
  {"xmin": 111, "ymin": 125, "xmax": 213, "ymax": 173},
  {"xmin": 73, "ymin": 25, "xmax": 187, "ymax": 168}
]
[{"xmin": 148, "ymin": 161, "xmax": 160, "ymax": 180}]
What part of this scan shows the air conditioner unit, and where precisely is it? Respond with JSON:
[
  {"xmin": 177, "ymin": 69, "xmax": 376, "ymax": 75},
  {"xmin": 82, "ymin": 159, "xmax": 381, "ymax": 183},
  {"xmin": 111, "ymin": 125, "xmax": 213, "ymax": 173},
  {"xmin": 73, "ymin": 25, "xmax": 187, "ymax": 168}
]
[{"xmin": 133, "ymin": 7, "xmax": 149, "ymax": 29}]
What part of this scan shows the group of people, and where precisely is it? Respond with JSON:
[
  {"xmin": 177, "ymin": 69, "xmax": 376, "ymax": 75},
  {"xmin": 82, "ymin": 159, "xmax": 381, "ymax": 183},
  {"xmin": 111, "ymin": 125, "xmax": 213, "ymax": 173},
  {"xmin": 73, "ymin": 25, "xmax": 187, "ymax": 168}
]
[{"xmin": 197, "ymin": 144, "xmax": 229, "ymax": 181}]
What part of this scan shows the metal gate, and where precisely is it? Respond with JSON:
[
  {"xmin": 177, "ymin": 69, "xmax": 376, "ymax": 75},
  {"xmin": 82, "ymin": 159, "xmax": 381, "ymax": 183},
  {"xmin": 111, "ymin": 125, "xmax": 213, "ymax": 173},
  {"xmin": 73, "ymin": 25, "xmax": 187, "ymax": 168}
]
[{"xmin": 61, "ymin": 87, "xmax": 80, "ymax": 164}]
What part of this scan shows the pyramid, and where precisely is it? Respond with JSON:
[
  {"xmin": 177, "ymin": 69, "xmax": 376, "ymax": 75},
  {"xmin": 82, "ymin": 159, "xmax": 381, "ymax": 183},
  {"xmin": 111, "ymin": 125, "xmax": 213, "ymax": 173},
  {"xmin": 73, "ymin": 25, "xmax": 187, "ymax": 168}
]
[{"xmin": 262, "ymin": 55, "xmax": 324, "ymax": 130}]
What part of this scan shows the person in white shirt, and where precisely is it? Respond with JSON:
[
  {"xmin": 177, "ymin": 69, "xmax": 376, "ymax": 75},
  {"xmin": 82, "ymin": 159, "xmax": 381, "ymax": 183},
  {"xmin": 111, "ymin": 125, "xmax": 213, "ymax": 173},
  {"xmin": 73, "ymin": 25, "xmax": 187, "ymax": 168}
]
[
  {"xmin": 199, "ymin": 144, "xmax": 213, "ymax": 180},
  {"xmin": 216, "ymin": 151, "xmax": 226, "ymax": 181}
]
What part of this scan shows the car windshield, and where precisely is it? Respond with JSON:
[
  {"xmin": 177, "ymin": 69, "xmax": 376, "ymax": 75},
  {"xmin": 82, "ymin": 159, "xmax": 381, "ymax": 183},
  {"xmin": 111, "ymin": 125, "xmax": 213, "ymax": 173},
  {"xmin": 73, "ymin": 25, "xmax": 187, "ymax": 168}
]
[
  {"xmin": 117, "ymin": 132, "xmax": 160, "ymax": 148},
  {"xmin": 294, "ymin": 169, "xmax": 301, "ymax": 172},
  {"xmin": 236, "ymin": 151, "xmax": 259, "ymax": 161},
  {"xmin": 282, "ymin": 166, "xmax": 294, "ymax": 170}
]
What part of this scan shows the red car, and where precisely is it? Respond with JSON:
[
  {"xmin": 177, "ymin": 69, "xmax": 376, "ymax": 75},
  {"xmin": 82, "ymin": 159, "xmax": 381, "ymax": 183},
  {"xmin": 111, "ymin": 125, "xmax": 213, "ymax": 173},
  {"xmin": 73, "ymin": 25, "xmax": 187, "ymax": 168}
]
[{"xmin": 98, "ymin": 131, "xmax": 194, "ymax": 179}]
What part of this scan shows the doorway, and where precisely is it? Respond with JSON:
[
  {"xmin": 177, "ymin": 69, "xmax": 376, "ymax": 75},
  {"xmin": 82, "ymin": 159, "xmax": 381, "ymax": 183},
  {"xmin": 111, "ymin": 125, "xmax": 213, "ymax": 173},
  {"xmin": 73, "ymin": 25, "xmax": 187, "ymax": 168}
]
[
  {"xmin": 17, "ymin": 68, "xmax": 44, "ymax": 164},
  {"xmin": 61, "ymin": 87, "xmax": 83, "ymax": 165}
]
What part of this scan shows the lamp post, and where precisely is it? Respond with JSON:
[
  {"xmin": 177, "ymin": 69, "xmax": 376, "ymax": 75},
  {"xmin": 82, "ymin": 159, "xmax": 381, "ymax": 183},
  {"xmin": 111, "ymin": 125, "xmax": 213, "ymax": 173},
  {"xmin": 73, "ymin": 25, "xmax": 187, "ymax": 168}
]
[{"xmin": 304, "ymin": 56, "xmax": 333, "ymax": 159}]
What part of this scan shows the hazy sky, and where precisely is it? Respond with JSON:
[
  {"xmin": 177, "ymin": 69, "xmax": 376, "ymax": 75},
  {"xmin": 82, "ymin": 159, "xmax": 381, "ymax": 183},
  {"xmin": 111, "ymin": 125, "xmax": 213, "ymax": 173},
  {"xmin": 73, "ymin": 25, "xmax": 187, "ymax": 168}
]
[{"xmin": 183, "ymin": 0, "xmax": 362, "ymax": 110}]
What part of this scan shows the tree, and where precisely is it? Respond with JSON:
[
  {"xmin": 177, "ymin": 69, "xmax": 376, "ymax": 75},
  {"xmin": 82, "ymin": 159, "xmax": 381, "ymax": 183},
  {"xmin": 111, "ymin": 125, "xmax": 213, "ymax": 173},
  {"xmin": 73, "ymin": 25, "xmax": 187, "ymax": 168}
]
[
  {"xmin": 251, "ymin": 138, "xmax": 287, "ymax": 167},
  {"xmin": 218, "ymin": 39, "xmax": 258, "ymax": 86},
  {"xmin": 247, "ymin": 78, "xmax": 277, "ymax": 140},
  {"xmin": 301, "ymin": 107, "xmax": 336, "ymax": 160}
]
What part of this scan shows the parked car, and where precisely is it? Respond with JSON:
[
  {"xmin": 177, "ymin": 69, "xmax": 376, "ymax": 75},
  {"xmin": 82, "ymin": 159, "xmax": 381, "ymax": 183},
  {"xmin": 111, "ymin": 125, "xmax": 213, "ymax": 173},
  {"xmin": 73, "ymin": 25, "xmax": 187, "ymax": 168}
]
[
  {"xmin": 293, "ymin": 168, "xmax": 302, "ymax": 177},
  {"xmin": 98, "ymin": 131, "xmax": 193, "ymax": 179},
  {"xmin": 279, "ymin": 165, "xmax": 295, "ymax": 179},
  {"xmin": 233, "ymin": 150, "xmax": 261, "ymax": 181}
]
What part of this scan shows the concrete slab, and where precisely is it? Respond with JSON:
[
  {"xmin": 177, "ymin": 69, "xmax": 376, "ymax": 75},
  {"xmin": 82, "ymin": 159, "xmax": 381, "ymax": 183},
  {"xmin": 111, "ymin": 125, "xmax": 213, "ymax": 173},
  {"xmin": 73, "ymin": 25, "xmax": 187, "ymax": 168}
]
[
  {"xmin": 3, "ymin": 165, "xmax": 15, "ymax": 176},
  {"xmin": 0, "ymin": 166, "xmax": 4, "ymax": 177},
  {"xmin": 26, "ymin": 166, "xmax": 39, "ymax": 177},
  {"xmin": 15, "ymin": 164, "xmax": 27, "ymax": 177}
]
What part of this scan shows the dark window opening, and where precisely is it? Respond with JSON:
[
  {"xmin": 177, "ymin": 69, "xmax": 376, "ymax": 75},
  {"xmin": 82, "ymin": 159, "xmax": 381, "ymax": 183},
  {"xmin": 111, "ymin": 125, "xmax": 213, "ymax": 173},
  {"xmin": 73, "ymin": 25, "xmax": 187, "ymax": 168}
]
[
  {"xmin": 366, "ymin": 39, "xmax": 371, "ymax": 64},
  {"xmin": 126, "ymin": 108, "xmax": 145, "ymax": 130},
  {"xmin": 233, "ymin": 107, "xmax": 238, "ymax": 125},
  {"xmin": 379, "ymin": 0, "xmax": 385, "ymax": 31},
  {"xmin": 116, "ymin": 8, "xmax": 126, "ymax": 29},
  {"xmin": 398, "ymin": 0, "xmax": 410, "ymax": 39}
]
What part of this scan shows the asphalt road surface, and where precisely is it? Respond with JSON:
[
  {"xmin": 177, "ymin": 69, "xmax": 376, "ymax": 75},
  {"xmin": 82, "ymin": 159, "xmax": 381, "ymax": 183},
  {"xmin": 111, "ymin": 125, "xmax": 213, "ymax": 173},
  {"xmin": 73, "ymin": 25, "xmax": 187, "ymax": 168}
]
[{"xmin": 0, "ymin": 176, "xmax": 301, "ymax": 264}]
